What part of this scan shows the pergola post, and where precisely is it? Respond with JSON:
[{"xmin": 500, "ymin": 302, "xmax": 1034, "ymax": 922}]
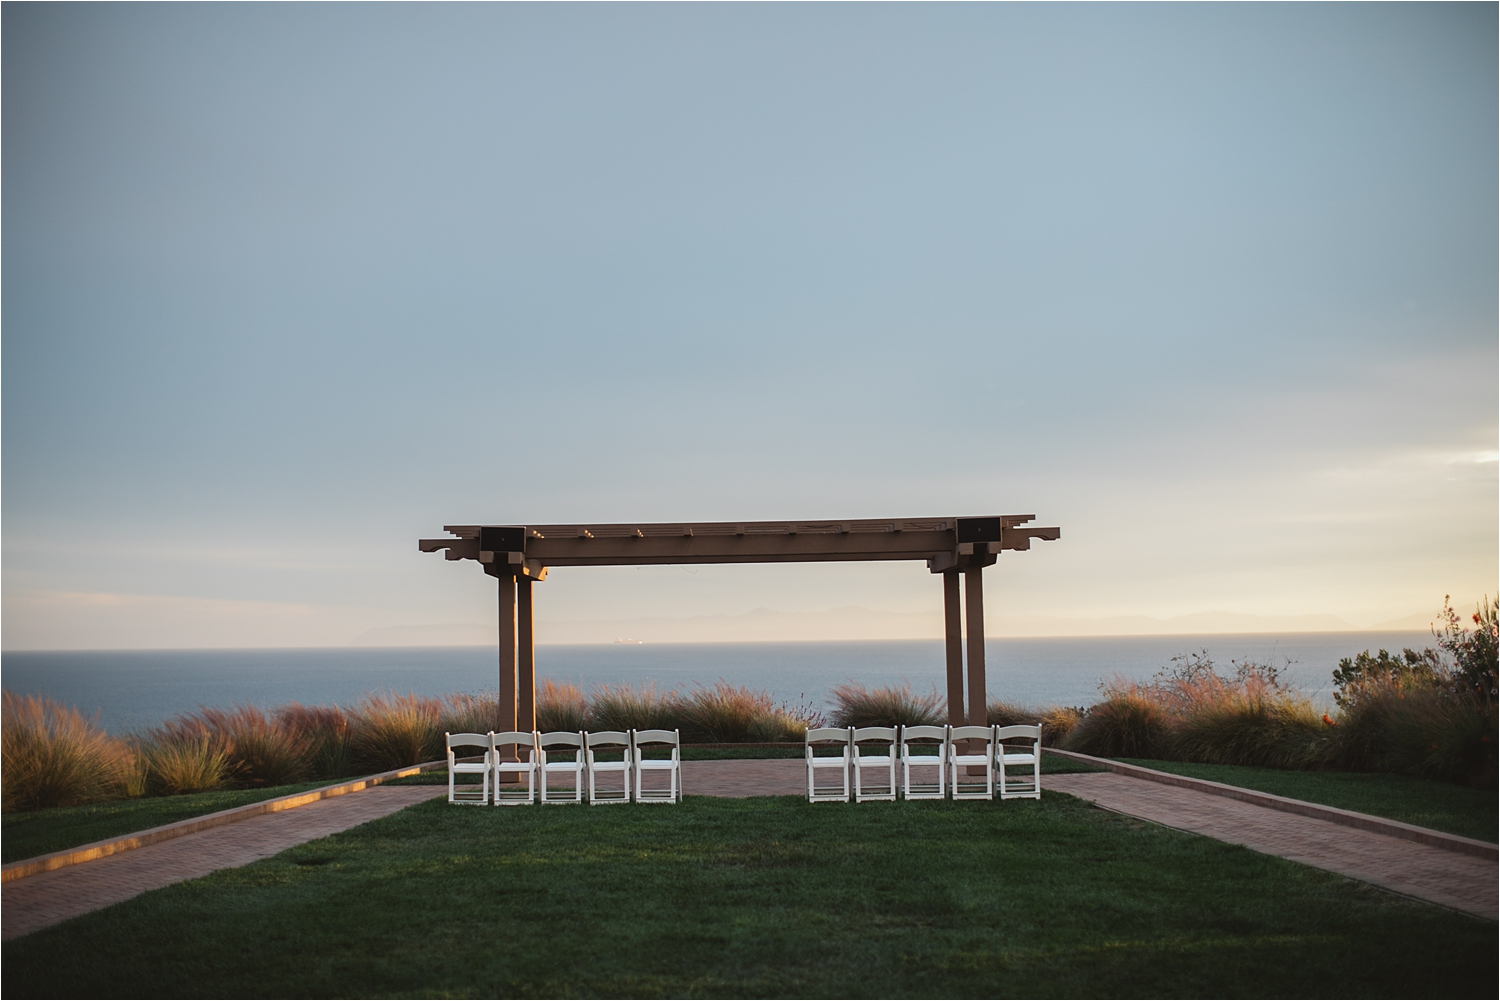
[
  {"xmin": 517, "ymin": 576, "xmax": 536, "ymax": 734},
  {"xmin": 498, "ymin": 572, "xmax": 518, "ymax": 735},
  {"xmin": 943, "ymin": 570, "xmax": 965, "ymax": 726},
  {"xmin": 964, "ymin": 566, "xmax": 987, "ymax": 728}
]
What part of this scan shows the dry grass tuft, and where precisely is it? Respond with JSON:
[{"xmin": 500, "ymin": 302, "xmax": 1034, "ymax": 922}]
[
  {"xmin": 348, "ymin": 693, "xmax": 444, "ymax": 772},
  {"xmin": 277, "ymin": 702, "xmax": 355, "ymax": 779},
  {"xmin": 831, "ymin": 683, "xmax": 944, "ymax": 729},
  {"xmin": 1, "ymin": 693, "xmax": 133, "ymax": 811},
  {"xmin": 588, "ymin": 683, "xmax": 677, "ymax": 732},
  {"xmin": 136, "ymin": 735, "xmax": 230, "ymax": 796},
  {"xmin": 536, "ymin": 680, "xmax": 589, "ymax": 733}
]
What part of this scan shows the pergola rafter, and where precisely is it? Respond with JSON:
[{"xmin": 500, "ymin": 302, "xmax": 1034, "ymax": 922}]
[{"xmin": 420, "ymin": 514, "xmax": 1060, "ymax": 738}]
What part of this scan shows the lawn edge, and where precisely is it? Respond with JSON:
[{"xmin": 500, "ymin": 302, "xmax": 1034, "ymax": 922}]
[
  {"xmin": 1043, "ymin": 748, "xmax": 1498, "ymax": 859},
  {"xmin": 0, "ymin": 760, "xmax": 448, "ymax": 883}
]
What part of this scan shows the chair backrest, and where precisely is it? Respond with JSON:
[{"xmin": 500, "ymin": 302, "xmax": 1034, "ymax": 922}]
[
  {"xmin": 538, "ymin": 730, "xmax": 584, "ymax": 749},
  {"xmin": 901, "ymin": 725, "xmax": 947, "ymax": 744},
  {"xmin": 949, "ymin": 725, "xmax": 994, "ymax": 743},
  {"xmin": 995, "ymin": 724, "xmax": 1042, "ymax": 744},
  {"xmin": 586, "ymin": 730, "xmax": 631, "ymax": 749},
  {"xmin": 805, "ymin": 727, "xmax": 851, "ymax": 744},
  {"xmin": 491, "ymin": 731, "xmax": 537, "ymax": 752},
  {"xmin": 851, "ymin": 726, "xmax": 898, "ymax": 743},
  {"xmin": 632, "ymin": 729, "xmax": 680, "ymax": 748},
  {"xmin": 446, "ymin": 732, "xmax": 489, "ymax": 752}
]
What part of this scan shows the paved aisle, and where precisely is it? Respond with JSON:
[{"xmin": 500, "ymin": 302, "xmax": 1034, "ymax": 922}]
[
  {"xmin": 1048, "ymin": 771, "xmax": 1497, "ymax": 920},
  {"xmin": 1, "ymin": 786, "xmax": 445, "ymax": 941},
  {"xmin": 680, "ymin": 758, "xmax": 805, "ymax": 796}
]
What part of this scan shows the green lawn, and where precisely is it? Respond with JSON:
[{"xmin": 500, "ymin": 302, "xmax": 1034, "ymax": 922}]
[
  {"xmin": 4, "ymin": 794, "xmax": 1490, "ymax": 998},
  {"xmin": 1116, "ymin": 759, "xmax": 1499, "ymax": 843},
  {"xmin": 0, "ymin": 752, "xmax": 1105, "ymax": 864},
  {"xmin": 1, "ymin": 782, "xmax": 332, "ymax": 864}
]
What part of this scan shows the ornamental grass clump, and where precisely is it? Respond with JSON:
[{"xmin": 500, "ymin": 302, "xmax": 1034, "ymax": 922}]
[
  {"xmin": 1, "ymin": 693, "xmax": 133, "ymax": 811},
  {"xmin": 157, "ymin": 705, "xmax": 313, "ymax": 787},
  {"xmin": 830, "ymin": 682, "xmax": 944, "ymax": 728},
  {"xmin": 349, "ymin": 693, "xmax": 443, "ymax": 772},
  {"xmin": 588, "ymin": 683, "xmax": 677, "ymax": 732},
  {"xmin": 1061, "ymin": 693, "xmax": 1174, "ymax": 758},
  {"xmin": 1174, "ymin": 691, "xmax": 1330, "ymax": 770},
  {"xmin": 672, "ymin": 681, "xmax": 816, "ymax": 743},
  {"xmin": 536, "ymin": 680, "xmax": 589, "ymax": 733},
  {"xmin": 439, "ymin": 691, "xmax": 508, "ymax": 738},
  {"xmin": 986, "ymin": 701, "xmax": 1082, "ymax": 746},
  {"xmin": 136, "ymin": 734, "xmax": 230, "ymax": 796},
  {"xmin": 675, "ymin": 682, "xmax": 773, "ymax": 743},
  {"xmin": 277, "ymin": 702, "xmax": 355, "ymax": 779}
]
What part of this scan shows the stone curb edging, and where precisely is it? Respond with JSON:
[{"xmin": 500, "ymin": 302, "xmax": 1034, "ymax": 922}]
[
  {"xmin": 1043, "ymin": 747, "xmax": 1498, "ymax": 860},
  {"xmin": 1, "ymin": 759, "xmax": 448, "ymax": 884}
]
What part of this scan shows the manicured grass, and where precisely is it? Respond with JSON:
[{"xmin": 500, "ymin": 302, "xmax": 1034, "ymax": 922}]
[
  {"xmin": 1, "ymin": 782, "xmax": 332, "ymax": 864},
  {"xmin": 1117, "ymin": 759, "xmax": 1499, "ymax": 843},
  {"xmin": 4, "ymin": 794, "xmax": 1490, "ymax": 997}
]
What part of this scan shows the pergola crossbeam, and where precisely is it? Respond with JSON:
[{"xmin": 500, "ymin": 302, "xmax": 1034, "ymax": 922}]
[{"xmin": 420, "ymin": 513, "xmax": 1059, "ymax": 766}]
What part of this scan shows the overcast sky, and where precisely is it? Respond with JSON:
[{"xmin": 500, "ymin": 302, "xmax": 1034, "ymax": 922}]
[{"xmin": 3, "ymin": 4, "xmax": 1495, "ymax": 650}]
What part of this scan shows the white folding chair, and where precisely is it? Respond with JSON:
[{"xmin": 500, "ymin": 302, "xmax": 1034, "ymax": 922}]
[
  {"xmin": 996, "ymin": 724, "xmax": 1043, "ymax": 800},
  {"xmin": 632, "ymin": 729, "xmax": 681, "ymax": 804},
  {"xmin": 490, "ymin": 730, "xmax": 539, "ymax": 806},
  {"xmin": 805, "ymin": 727, "xmax": 852, "ymax": 803},
  {"xmin": 445, "ymin": 732, "xmax": 491, "ymax": 805},
  {"xmin": 538, "ymin": 730, "xmax": 586, "ymax": 804},
  {"xmin": 949, "ymin": 725, "xmax": 995, "ymax": 800},
  {"xmin": 900, "ymin": 724, "xmax": 948, "ymax": 800},
  {"xmin": 851, "ymin": 726, "xmax": 898, "ymax": 802},
  {"xmin": 586, "ymin": 730, "xmax": 633, "ymax": 805}
]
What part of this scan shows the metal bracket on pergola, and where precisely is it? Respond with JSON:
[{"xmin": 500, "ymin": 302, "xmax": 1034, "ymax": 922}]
[{"xmin": 420, "ymin": 515, "xmax": 1060, "ymax": 735}]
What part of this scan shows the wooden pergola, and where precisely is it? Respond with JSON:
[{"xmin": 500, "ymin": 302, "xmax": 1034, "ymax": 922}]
[{"xmin": 420, "ymin": 515, "xmax": 1060, "ymax": 732}]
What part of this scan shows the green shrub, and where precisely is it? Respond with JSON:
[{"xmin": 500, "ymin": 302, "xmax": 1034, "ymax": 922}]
[
  {"xmin": 830, "ymin": 683, "xmax": 943, "ymax": 728},
  {"xmin": 1436, "ymin": 594, "xmax": 1498, "ymax": 702},
  {"xmin": 536, "ymin": 681, "xmax": 589, "ymax": 733},
  {"xmin": 1061, "ymin": 695, "xmax": 1174, "ymax": 758},
  {"xmin": 1335, "ymin": 682, "xmax": 1497, "ymax": 786},
  {"xmin": 349, "ymin": 693, "xmax": 443, "ymax": 771},
  {"xmin": 1332, "ymin": 648, "xmax": 1443, "ymax": 709},
  {"xmin": 1, "ymin": 693, "xmax": 132, "ymax": 811}
]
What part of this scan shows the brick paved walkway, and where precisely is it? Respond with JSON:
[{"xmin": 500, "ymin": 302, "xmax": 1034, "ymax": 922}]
[
  {"xmin": 1, "ymin": 785, "xmax": 444, "ymax": 941},
  {"xmin": 681, "ymin": 758, "xmax": 805, "ymax": 797},
  {"xmin": 1048, "ymin": 771, "xmax": 1497, "ymax": 920}
]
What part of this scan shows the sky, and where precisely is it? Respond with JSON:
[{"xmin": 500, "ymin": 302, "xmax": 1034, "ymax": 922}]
[{"xmin": 3, "ymin": 3, "xmax": 1496, "ymax": 651}]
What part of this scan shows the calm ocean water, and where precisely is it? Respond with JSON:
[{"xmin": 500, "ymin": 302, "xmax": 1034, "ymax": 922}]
[{"xmin": 1, "ymin": 632, "xmax": 1432, "ymax": 734}]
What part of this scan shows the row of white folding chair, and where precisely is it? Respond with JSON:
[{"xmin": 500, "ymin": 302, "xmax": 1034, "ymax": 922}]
[
  {"xmin": 804, "ymin": 724, "xmax": 1042, "ymax": 802},
  {"xmin": 445, "ymin": 730, "xmax": 681, "ymax": 806}
]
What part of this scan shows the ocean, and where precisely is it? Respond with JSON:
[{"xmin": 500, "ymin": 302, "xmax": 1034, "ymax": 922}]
[{"xmin": 0, "ymin": 631, "xmax": 1433, "ymax": 734}]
